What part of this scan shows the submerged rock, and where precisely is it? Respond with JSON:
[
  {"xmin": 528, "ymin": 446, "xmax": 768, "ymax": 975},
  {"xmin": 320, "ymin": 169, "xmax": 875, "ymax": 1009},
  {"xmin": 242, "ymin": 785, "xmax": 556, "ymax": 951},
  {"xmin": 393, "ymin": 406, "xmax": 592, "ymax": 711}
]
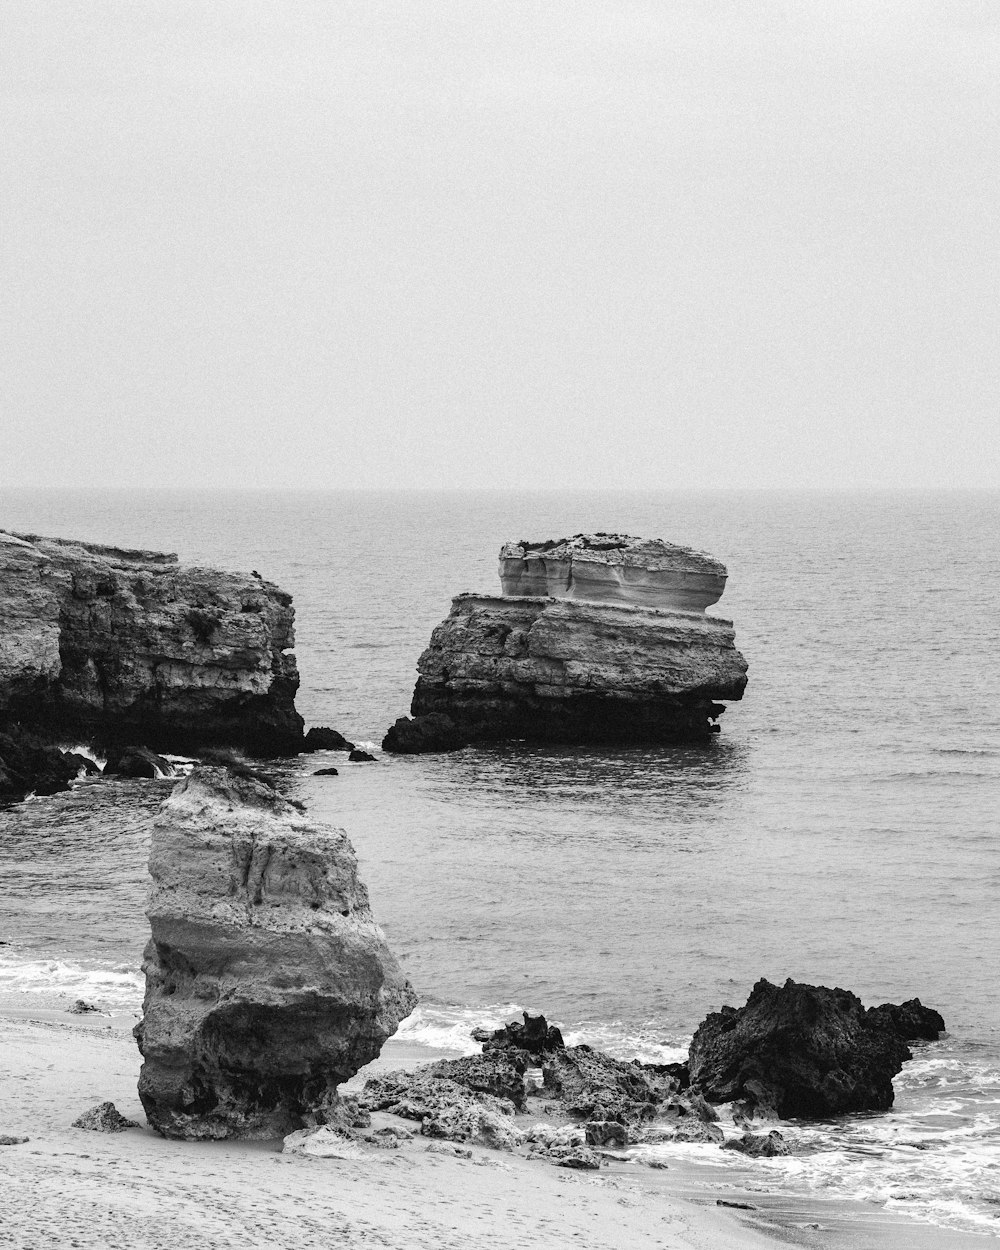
[
  {"xmin": 687, "ymin": 978, "xmax": 940, "ymax": 1119},
  {"xmin": 0, "ymin": 728, "xmax": 83, "ymax": 798},
  {"xmin": 391, "ymin": 533, "xmax": 747, "ymax": 748},
  {"xmin": 103, "ymin": 745, "xmax": 175, "ymax": 779},
  {"xmin": 134, "ymin": 767, "xmax": 416, "ymax": 1140},
  {"xmin": 0, "ymin": 530, "xmax": 304, "ymax": 776},
  {"xmin": 721, "ymin": 1130, "xmax": 790, "ymax": 1157},
  {"xmin": 303, "ymin": 727, "xmax": 355, "ymax": 752},
  {"xmin": 381, "ymin": 713, "xmax": 466, "ymax": 754}
]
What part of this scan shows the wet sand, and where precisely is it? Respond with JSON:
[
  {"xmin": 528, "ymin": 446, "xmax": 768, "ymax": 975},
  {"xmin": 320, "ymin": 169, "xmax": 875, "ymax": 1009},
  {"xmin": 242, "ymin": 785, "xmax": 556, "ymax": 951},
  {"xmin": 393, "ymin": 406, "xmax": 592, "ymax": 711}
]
[{"xmin": 0, "ymin": 1002, "xmax": 987, "ymax": 1250}]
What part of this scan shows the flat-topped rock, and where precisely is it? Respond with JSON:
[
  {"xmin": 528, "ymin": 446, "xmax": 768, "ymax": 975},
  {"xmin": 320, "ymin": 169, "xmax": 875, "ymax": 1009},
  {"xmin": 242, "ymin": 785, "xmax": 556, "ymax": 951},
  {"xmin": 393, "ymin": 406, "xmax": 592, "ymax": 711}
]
[
  {"xmin": 134, "ymin": 768, "xmax": 417, "ymax": 1139},
  {"xmin": 499, "ymin": 534, "xmax": 727, "ymax": 612},
  {"xmin": 0, "ymin": 530, "xmax": 303, "ymax": 758},
  {"xmin": 384, "ymin": 533, "xmax": 747, "ymax": 750}
]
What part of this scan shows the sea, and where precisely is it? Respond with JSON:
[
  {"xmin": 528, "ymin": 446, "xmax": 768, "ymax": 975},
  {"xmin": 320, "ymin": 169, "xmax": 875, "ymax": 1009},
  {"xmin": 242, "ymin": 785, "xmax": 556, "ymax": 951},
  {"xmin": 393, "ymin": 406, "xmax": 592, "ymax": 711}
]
[{"xmin": 1, "ymin": 488, "xmax": 998, "ymax": 1237}]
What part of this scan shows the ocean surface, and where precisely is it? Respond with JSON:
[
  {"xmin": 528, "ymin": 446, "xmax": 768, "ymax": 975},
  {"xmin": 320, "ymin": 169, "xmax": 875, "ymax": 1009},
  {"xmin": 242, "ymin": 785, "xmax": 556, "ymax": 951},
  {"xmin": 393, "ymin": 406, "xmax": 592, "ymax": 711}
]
[{"xmin": 1, "ymin": 488, "xmax": 998, "ymax": 1236}]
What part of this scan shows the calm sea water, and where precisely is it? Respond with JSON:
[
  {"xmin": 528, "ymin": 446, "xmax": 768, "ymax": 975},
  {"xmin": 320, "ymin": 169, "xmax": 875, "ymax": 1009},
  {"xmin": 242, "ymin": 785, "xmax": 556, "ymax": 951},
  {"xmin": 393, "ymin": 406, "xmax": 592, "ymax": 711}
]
[{"xmin": 1, "ymin": 488, "xmax": 998, "ymax": 1234}]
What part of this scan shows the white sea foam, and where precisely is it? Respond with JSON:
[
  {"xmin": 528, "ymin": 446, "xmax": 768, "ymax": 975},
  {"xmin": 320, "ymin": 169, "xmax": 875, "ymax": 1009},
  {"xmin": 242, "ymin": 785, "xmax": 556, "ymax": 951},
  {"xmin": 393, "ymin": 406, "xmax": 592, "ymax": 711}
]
[
  {"xmin": 393, "ymin": 1002, "xmax": 689, "ymax": 1064},
  {"xmin": 0, "ymin": 951, "xmax": 143, "ymax": 1011}
]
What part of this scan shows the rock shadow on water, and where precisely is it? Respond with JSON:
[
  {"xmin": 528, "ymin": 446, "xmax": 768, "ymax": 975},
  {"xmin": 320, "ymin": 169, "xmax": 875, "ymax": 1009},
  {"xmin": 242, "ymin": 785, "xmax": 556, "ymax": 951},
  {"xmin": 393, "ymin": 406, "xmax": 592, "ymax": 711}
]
[{"xmin": 412, "ymin": 738, "xmax": 750, "ymax": 817}]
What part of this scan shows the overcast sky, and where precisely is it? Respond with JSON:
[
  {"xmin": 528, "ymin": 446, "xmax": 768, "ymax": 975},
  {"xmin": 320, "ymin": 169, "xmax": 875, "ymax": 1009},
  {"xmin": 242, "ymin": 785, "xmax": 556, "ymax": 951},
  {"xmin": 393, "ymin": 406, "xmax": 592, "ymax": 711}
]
[{"xmin": 2, "ymin": 1, "xmax": 998, "ymax": 490}]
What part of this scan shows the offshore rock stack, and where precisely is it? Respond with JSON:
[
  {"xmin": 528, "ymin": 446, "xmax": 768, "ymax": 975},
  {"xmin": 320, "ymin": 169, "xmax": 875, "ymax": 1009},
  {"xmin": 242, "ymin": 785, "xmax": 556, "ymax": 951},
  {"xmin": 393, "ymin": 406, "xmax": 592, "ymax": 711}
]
[
  {"xmin": 384, "ymin": 534, "xmax": 748, "ymax": 751},
  {"xmin": 135, "ymin": 768, "xmax": 416, "ymax": 1139}
]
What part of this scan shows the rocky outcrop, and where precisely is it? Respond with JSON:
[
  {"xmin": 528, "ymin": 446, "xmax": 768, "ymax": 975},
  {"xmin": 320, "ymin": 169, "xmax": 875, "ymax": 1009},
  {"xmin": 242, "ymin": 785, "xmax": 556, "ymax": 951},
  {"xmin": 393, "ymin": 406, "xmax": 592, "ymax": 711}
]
[
  {"xmin": 134, "ymin": 768, "xmax": 416, "ymax": 1139},
  {"xmin": 687, "ymin": 978, "xmax": 944, "ymax": 1120},
  {"xmin": 387, "ymin": 534, "xmax": 746, "ymax": 749},
  {"xmin": 499, "ymin": 534, "xmax": 727, "ymax": 612},
  {"xmin": 0, "ymin": 531, "xmax": 303, "ymax": 762}
]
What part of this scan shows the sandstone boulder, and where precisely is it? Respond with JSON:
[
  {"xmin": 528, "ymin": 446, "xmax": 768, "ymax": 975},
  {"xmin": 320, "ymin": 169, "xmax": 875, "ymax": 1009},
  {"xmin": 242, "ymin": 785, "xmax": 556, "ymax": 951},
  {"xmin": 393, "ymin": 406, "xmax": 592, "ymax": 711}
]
[
  {"xmin": 134, "ymin": 768, "xmax": 416, "ymax": 1139},
  {"xmin": 498, "ymin": 534, "xmax": 728, "ymax": 612},
  {"xmin": 687, "ymin": 979, "xmax": 940, "ymax": 1119},
  {"xmin": 0, "ymin": 530, "xmax": 303, "ymax": 764}
]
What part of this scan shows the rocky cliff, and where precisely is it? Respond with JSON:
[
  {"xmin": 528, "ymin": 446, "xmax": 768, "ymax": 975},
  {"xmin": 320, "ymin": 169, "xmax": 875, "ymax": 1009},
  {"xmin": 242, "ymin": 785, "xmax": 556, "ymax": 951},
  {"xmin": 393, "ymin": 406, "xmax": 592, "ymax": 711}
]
[
  {"xmin": 135, "ymin": 768, "xmax": 417, "ymax": 1139},
  {"xmin": 386, "ymin": 534, "xmax": 747, "ymax": 749},
  {"xmin": 0, "ymin": 530, "xmax": 303, "ymax": 755}
]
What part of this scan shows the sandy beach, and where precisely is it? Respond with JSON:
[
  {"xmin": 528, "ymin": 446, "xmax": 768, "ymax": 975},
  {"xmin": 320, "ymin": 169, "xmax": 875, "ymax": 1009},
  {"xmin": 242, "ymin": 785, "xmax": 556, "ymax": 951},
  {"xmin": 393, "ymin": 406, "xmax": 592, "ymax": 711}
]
[{"xmin": 0, "ymin": 999, "xmax": 989, "ymax": 1250}]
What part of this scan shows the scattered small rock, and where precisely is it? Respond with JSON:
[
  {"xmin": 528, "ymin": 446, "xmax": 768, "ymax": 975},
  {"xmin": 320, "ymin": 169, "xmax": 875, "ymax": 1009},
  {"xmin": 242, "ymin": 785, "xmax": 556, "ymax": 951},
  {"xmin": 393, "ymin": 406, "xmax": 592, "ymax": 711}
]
[
  {"xmin": 72, "ymin": 1102, "xmax": 138, "ymax": 1132},
  {"xmin": 283, "ymin": 1126, "xmax": 365, "ymax": 1159},
  {"xmin": 0, "ymin": 1135, "xmax": 28, "ymax": 1146},
  {"xmin": 313, "ymin": 767, "xmax": 339, "ymax": 776},
  {"xmin": 425, "ymin": 1141, "xmax": 473, "ymax": 1159},
  {"xmin": 721, "ymin": 1130, "xmax": 790, "ymax": 1157},
  {"xmin": 69, "ymin": 999, "xmax": 100, "ymax": 1014},
  {"xmin": 555, "ymin": 1147, "xmax": 601, "ymax": 1170}
]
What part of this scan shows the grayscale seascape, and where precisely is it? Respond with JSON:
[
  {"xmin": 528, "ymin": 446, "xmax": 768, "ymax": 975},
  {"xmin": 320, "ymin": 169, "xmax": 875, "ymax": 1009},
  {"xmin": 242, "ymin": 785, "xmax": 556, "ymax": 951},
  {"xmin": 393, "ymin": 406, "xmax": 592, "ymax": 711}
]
[{"xmin": 2, "ymin": 486, "xmax": 997, "ymax": 1237}]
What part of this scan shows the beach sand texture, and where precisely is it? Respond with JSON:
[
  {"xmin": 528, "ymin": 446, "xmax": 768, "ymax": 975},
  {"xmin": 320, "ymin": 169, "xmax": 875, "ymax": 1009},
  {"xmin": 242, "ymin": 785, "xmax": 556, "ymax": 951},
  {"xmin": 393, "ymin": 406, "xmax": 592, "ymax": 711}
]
[{"xmin": 0, "ymin": 1006, "xmax": 990, "ymax": 1250}]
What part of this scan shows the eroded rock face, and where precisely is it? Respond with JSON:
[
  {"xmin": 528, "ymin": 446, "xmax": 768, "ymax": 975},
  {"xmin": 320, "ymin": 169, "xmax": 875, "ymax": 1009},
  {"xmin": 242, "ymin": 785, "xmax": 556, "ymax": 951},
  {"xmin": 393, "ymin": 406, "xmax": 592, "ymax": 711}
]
[
  {"xmin": 407, "ymin": 593, "xmax": 746, "ymax": 745},
  {"xmin": 134, "ymin": 768, "xmax": 417, "ymax": 1139},
  {"xmin": 0, "ymin": 530, "xmax": 303, "ymax": 758},
  {"xmin": 687, "ymin": 978, "xmax": 942, "ymax": 1119},
  {"xmin": 499, "ymin": 534, "xmax": 727, "ymax": 613},
  {"xmin": 387, "ymin": 533, "xmax": 747, "ymax": 749}
]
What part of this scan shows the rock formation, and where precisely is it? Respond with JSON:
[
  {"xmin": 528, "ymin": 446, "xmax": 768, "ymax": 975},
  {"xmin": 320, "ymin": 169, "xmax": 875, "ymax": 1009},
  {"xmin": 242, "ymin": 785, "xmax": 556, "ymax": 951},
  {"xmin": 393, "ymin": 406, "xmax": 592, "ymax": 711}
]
[
  {"xmin": 498, "ymin": 535, "xmax": 728, "ymax": 612},
  {"xmin": 384, "ymin": 533, "xmax": 747, "ymax": 749},
  {"xmin": 0, "ymin": 530, "xmax": 303, "ymax": 766},
  {"xmin": 134, "ymin": 767, "xmax": 416, "ymax": 1139},
  {"xmin": 687, "ymin": 978, "xmax": 945, "ymax": 1120}
]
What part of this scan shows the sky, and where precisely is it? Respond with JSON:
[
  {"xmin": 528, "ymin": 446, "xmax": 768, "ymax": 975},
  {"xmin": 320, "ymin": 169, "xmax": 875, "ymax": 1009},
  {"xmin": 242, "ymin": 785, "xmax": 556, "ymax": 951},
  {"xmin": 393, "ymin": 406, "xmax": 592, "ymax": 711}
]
[{"xmin": 2, "ymin": 1, "xmax": 999, "ymax": 490}]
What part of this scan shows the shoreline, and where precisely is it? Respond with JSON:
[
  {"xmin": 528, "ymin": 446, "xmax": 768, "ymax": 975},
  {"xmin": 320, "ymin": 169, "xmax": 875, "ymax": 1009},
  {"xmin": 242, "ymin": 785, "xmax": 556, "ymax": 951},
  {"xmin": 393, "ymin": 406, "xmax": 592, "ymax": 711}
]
[{"xmin": 0, "ymin": 1003, "xmax": 989, "ymax": 1249}]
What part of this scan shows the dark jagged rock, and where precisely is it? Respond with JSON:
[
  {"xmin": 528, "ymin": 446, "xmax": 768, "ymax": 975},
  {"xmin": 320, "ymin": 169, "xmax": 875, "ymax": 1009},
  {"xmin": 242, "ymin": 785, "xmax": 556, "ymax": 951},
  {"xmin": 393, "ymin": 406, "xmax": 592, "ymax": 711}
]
[
  {"xmin": 348, "ymin": 749, "xmax": 377, "ymax": 763},
  {"xmin": 69, "ymin": 999, "xmax": 99, "ymax": 1014},
  {"xmin": 313, "ymin": 767, "xmax": 339, "ymax": 776},
  {"xmin": 303, "ymin": 727, "xmax": 355, "ymax": 752},
  {"xmin": 381, "ymin": 713, "xmax": 467, "ymax": 755},
  {"xmin": 542, "ymin": 1045, "xmax": 681, "ymax": 1125},
  {"xmin": 397, "ymin": 534, "xmax": 747, "ymax": 749},
  {"xmin": 426, "ymin": 1054, "xmax": 528, "ymax": 1111},
  {"xmin": 687, "ymin": 978, "xmax": 927, "ymax": 1119},
  {"xmin": 866, "ymin": 998, "xmax": 945, "ymax": 1042},
  {"xmin": 721, "ymin": 1130, "xmax": 791, "ymax": 1157},
  {"xmin": 0, "ymin": 530, "xmax": 304, "ymax": 763},
  {"xmin": 72, "ymin": 1102, "xmax": 139, "ymax": 1132},
  {"xmin": 479, "ymin": 1011, "xmax": 566, "ymax": 1058},
  {"xmin": 585, "ymin": 1119, "xmax": 629, "ymax": 1147},
  {"xmin": 134, "ymin": 768, "xmax": 416, "ymax": 1139},
  {"xmin": 0, "ymin": 728, "xmax": 85, "ymax": 798},
  {"xmin": 103, "ymin": 744, "xmax": 175, "ymax": 779},
  {"xmin": 359, "ymin": 1071, "xmax": 523, "ymax": 1149}
]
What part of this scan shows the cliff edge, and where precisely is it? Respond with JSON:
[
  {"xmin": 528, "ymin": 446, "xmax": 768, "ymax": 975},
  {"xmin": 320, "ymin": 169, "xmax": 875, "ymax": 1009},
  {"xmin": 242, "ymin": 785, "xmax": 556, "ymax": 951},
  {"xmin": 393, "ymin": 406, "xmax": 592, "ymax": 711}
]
[{"xmin": 0, "ymin": 530, "xmax": 303, "ymax": 756}]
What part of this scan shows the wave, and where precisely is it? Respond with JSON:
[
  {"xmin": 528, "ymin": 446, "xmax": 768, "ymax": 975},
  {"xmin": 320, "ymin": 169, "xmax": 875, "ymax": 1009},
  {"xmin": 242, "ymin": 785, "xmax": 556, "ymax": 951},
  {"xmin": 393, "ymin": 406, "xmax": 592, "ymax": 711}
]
[
  {"xmin": 394, "ymin": 1002, "xmax": 689, "ymax": 1064},
  {"xmin": 0, "ymin": 951, "xmax": 143, "ymax": 1012}
]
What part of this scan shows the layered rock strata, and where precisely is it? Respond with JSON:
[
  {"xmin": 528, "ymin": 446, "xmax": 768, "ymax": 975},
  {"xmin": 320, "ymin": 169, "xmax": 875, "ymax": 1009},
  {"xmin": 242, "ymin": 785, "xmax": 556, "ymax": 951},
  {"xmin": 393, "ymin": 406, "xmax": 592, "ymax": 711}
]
[
  {"xmin": 388, "ymin": 533, "xmax": 747, "ymax": 749},
  {"xmin": 499, "ymin": 534, "xmax": 727, "ymax": 613},
  {"xmin": 0, "ymin": 530, "xmax": 303, "ymax": 756},
  {"xmin": 134, "ymin": 768, "xmax": 416, "ymax": 1139}
]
